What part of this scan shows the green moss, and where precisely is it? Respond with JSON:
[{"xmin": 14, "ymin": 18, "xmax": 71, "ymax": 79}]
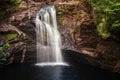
[
  {"xmin": 59, "ymin": 18, "xmax": 66, "ymax": 25},
  {"xmin": 8, "ymin": 0, "xmax": 21, "ymax": 11},
  {"xmin": 10, "ymin": 0, "xmax": 21, "ymax": 3},
  {"xmin": 57, "ymin": 8, "xmax": 68, "ymax": 15},
  {"xmin": 0, "ymin": 42, "xmax": 10, "ymax": 64},
  {"xmin": 0, "ymin": 33, "xmax": 18, "ymax": 40}
]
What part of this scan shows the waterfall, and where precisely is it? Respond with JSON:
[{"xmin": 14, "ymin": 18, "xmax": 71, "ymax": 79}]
[{"xmin": 35, "ymin": 5, "xmax": 67, "ymax": 66}]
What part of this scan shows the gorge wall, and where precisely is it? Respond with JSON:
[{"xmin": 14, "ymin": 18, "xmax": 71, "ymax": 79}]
[{"xmin": 0, "ymin": 0, "xmax": 120, "ymax": 73}]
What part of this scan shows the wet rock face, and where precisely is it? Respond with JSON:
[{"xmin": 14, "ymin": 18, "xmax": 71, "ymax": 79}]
[
  {"xmin": 0, "ymin": 23, "xmax": 25, "ymax": 65},
  {"xmin": 1, "ymin": 0, "xmax": 120, "ymax": 73},
  {"xmin": 96, "ymin": 40, "xmax": 120, "ymax": 72},
  {"xmin": 56, "ymin": 1, "xmax": 95, "ymax": 51},
  {"xmin": 0, "ymin": 0, "xmax": 95, "ymax": 64},
  {"xmin": 0, "ymin": 0, "xmax": 94, "ymax": 52},
  {"xmin": 55, "ymin": 1, "xmax": 120, "ymax": 73}
]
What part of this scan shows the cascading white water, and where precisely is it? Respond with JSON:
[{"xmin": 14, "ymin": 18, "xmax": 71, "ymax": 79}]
[{"xmin": 35, "ymin": 5, "xmax": 67, "ymax": 66}]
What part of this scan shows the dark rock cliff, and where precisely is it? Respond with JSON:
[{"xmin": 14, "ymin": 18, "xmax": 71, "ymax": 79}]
[{"xmin": 0, "ymin": 0, "xmax": 120, "ymax": 73}]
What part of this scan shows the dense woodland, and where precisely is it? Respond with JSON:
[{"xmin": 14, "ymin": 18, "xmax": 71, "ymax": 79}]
[{"xmin": 0, "ymin": 0, "xmax": 120, "ymax": 73}]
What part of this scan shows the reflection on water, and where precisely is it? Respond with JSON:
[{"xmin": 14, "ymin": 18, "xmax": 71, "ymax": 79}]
[
  {"xmin": 0, "ymin": 63, "xmax": 120, "ymax": 80},
  {"xmin": 36, "ymin": 66, "xmax": 63, "ymax": 80},
  {"xmin": 0, "ymin": 50, "xmax": 120, "ymax": 80},
  {"xmin": 51, "ymin": 66, "xmax": 62, "ymax": 80}
]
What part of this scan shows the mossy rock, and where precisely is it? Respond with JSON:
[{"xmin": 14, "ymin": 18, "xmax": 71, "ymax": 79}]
[
  {"xmin": 0, "ymin": 33, "xmax": 18, "ymax": 40},
  {"xmin": 0, "ymin": 0, "xmax": 21, "ymax": 20}
]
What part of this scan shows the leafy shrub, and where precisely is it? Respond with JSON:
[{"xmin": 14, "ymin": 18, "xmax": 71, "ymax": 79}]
[
  {"xmin": 0, "ymin": 42, "xmax": 10, "ymax": 64},
  {"xmin": 87, "ymin": 0, "xmax": 120, "ymax": 39}
]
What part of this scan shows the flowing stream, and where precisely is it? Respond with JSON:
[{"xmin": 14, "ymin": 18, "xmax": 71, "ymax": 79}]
[{"xmin": 35, "ymin": 5, "xmax": 67, "ymax": 66}]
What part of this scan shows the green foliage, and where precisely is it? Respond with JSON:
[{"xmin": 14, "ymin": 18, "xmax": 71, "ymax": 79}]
[
  {"xmin": 0, "ymin": 0, "xmax": 21, "ymax": 14},
  {"xmin": 57, "ymin": 8, "xmax": 68, "ymax": 15},
  {"xmin": 87, "ymin": 0, "xmax": 120, "ymax": 39},
  {"xmin": 0, "ymin": 33, "xmax": 18, "ymax": 40},
  {"xmin": 3, "ymin": 42, "xmax": 10, "ymax": 49},
  {"xmin": 9, "ymin": 0, "xmax": 21, "ymax": 11},
  {"xmin": 0, "ymin": 42, "xmax": 10, "ymax": 64},
  {"xmin": 10, "ymin": 0, "xmax": 21, "ymax": 4},
  {"xmin": 59, "ymin": 18, "xmax": 66, "ymax": 25},
  {"xmin": 5, "ymin": 34, "xmax": 18, "ymax": 40},
  {"xmin": 0, "ymin": 33, "xmax": 17, "ymax": 64},
  {"xmin": 97, "ymin": 17, "xmax": 110, "ymax": 39}
]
